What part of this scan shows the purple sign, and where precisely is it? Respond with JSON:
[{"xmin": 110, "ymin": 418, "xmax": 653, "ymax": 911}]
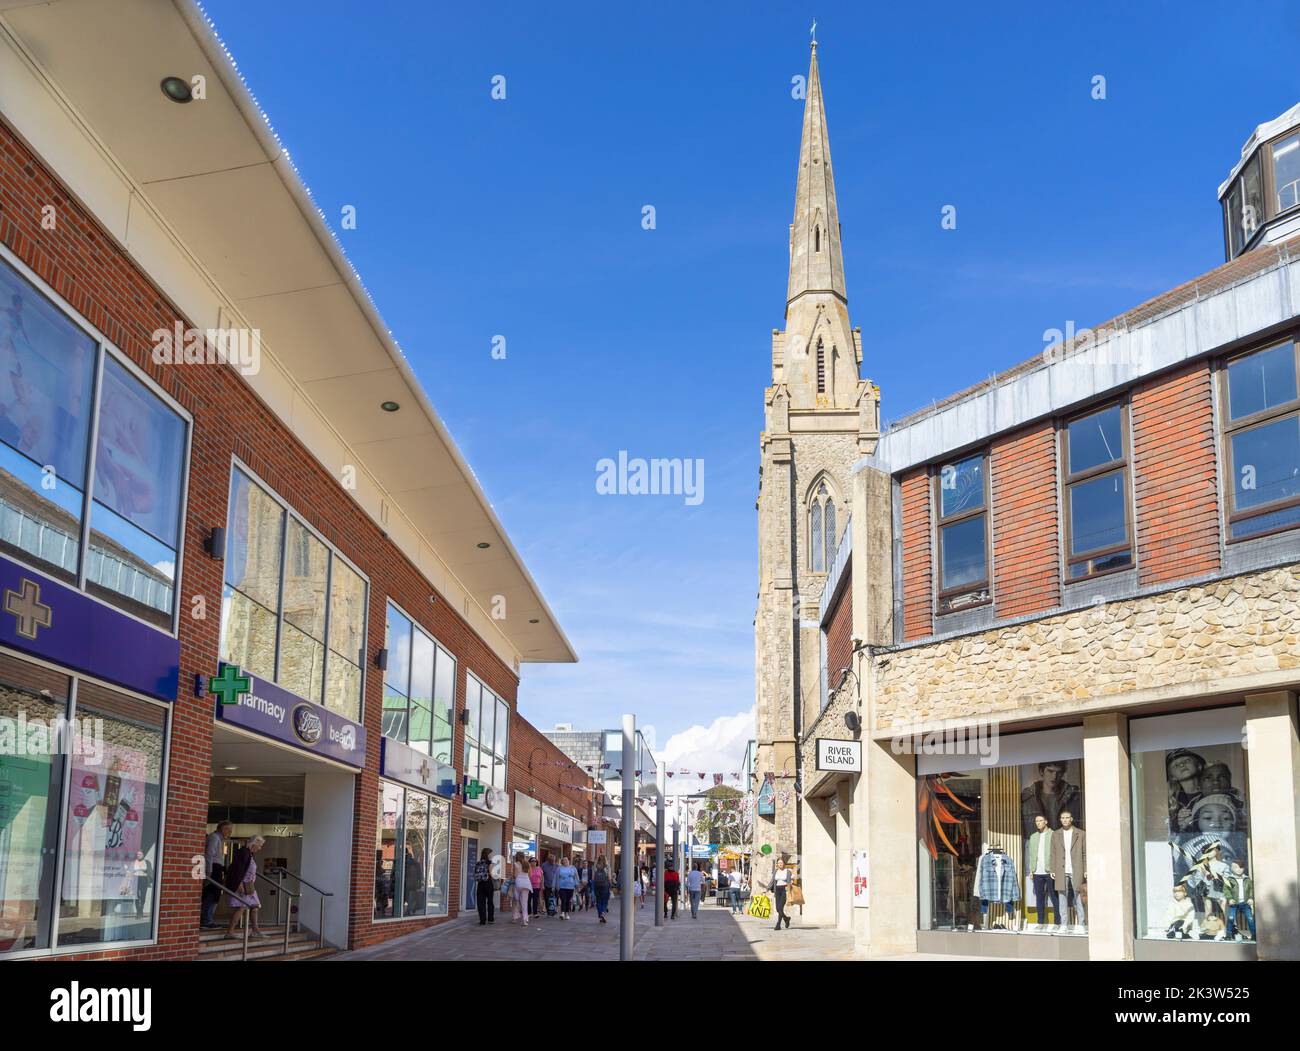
[
  {"xmin": 0, "ymin": 554, "xmax": 179, "ymax": 701},
  {"xmin": 214, "ymin": 671, "xmax": 366, "ymax": 768}
]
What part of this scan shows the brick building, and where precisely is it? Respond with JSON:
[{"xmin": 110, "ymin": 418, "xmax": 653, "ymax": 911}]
[
  {"xmin": 0, "ymin": 2, "xmax": 576, "ymax": 960},
  {"xmin": 796, "ymin": 96, "xmax": 1300, "ymax": 961}
]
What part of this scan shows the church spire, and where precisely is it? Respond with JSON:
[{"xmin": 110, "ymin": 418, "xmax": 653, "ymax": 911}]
[{"xmin": 787, "ymin": 39, "xmax": 847, "ymax": 311}]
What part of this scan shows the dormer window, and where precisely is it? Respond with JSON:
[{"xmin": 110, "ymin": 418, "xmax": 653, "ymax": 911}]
[
  {"xmin": 1220, "ymin": 106, "xmax": 1300, "ymax": 260},
  {"xmin": 816, "ymin": 339, "xmax": 826, "ymax": 393},
  {"xmin": 815, "ymin": 225, "xmax": 821, "ymax": 252}
]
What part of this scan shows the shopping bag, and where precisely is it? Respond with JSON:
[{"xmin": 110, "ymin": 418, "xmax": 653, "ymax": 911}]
[
  {"xmin": 748, "ymin": 893, "xmax": 773, "ymax": 920},
  {"xmin": 788, "ymin": 882, "xmax": 806, "ymax": 906}
]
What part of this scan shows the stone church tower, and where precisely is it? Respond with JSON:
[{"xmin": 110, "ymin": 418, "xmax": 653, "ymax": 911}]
[{"xmin": 753, "ymin": 40, "xmax": 879, "ymax": 881}]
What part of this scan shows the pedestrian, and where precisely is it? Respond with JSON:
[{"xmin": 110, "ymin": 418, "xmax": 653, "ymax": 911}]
[
  {"xmin": 474, "ymin": 846, "xmax": 496, "ymax": 926},
  {"xmin": 633, "ymin": 870, "xmax": 645, "ymax": 909},
  {"xmin": 685, "ymin": 861, "xmax": 705, "ymax": 919},
  {"xmin": 542, "ymin": 852, "xmax": 558, "ymax": 916},
  {"xmin": 200, "ymin": 820, "xmax": 231, "ymax": 929},
  {"xmin": 528, "ymin": 855, "xmax": 543, "ymax": 916},
  {"xmin": 593, "ymin": 857, "xmax": 612, "ymax": 923},
  {"xmin": 663, "ymin": 861, "xmax": 680, "ymax": 920},
  {"xmin": 223, "ymin": 835, "xmax": 266, "ymax": 940},
  {"xmin": 512, "ymin": 854, "xmax": 532, "ymax": 926},
  {"xmin": 769, "ymin": 857, "xmax": 792, "ymax": 930},
  {"xmin": 556, "ymin": 855, "xmax": 579, "ymax": 919}
]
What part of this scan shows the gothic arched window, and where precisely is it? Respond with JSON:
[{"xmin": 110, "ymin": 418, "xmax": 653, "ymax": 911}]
[{"xmin": 809, "ymin": 482, "xmax": 837, "ymax": 572}]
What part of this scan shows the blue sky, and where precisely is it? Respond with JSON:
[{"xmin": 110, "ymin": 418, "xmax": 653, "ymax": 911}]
[{"xmin": 201, "ymin": 0, "xmax": 1298, "ymax": 774}]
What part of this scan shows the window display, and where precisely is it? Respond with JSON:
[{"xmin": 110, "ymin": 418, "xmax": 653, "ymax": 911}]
[
  {"xmin": 918, "ymin": 741, "xmax": 1086, "ymax": 936},
  {"xmin": 1132, "ymin": 709, "xmax": 1254, "ymax": 944},
  {"xmin": 373, "ymin": 779, "xmax": 450, "ymax": 920}
]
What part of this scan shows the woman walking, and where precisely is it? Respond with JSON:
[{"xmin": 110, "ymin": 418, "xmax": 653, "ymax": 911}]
[
  {"xmin": 512, "ymin": 854, "xmax": 533, "ymax": 926},
  {"xmin": 474, "ymin": 846, "xmax": 496, "ymax": 925},
  {"xmin": 223, "ymin": 835, "xmax": 266, "ymax": 940},
  {"xmin": 528, "ymin": 855, "xmax": 542, "ymax": 917},
  {"xmin": 592, "ymin": 857, "xmax": 612, "ymax": 923},
  {"xmin": 769, "ymin": 858, "xmax": 793, "ymax": 930},
  {"xmin": 556, "ymin": 855, "xmax": 579, "ymax": 919}
]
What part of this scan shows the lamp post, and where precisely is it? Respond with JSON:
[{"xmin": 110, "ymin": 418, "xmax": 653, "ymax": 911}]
[{"xmin": 619, "ymin": 714, "xmax": 635, "ymax": 961}]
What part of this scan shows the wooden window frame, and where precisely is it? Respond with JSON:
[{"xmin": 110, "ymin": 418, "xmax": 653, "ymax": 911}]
[
  {"xmin": 1060, "ymin": 399, "xmax": 1134, "ymax": 581},
  {"xmin": 1218, "ymin": 337, "xmax": 1300, "ymax": 543},
  {"xmin": 932, "ymin": 451, "xmax": 991, "ymax": 615}
]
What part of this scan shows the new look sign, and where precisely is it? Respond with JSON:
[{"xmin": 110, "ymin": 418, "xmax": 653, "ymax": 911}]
[{"xmin": 815, "ymin": 738, "xmax": 862, "ymax": 773}]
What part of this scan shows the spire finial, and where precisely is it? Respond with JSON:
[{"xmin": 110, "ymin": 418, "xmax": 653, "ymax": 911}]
[{"xmin": 810, "ymin": 17, "xmax": 817, "ymax": 48}]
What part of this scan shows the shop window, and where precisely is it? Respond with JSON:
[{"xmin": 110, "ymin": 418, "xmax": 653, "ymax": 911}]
[
  {"xmin": 57, "ymin": 681, "xmax": 166, "ymax": 948},
  {"xmin": 933, "ymin": 452, "xmax": 989, "ymax": 614},
  {"xmin": 0, "ymin": 654, "xmax": 70, "ymax": 953},
  {"xmin": 1131, "ymin": 712, "xmax": 1254, "ymax": 944},
  {"xmin": 374, "ymin": 780, "xmax": 450, "ymax": 920},
  {"xmin": 1221, "ymin": 340, "xmax": 1300, "ymax": 540},
  {"xmin": 917, "ymin": 754, "xmax": 1086, "ymax": 935},
  {"xmin": 1062, "ymin": 402, "xmax": 1132, "ymax": 578},
  {"xmin": 220, "ymin": 466, "xmax": 368, "ymax": 719},
  {"xmin": 0, "ymin": 255, "xmax": 188, "ymax": 628}
]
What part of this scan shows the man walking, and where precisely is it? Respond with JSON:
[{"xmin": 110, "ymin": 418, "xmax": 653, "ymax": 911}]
[
  {"xmin": 542, "ymin": 853, "xmax": 558, "ymax": 916},
  {"xmin": 200, "ymin": 820, "xmax": 231, "ymax": 929},
  {"xmin": 685, "ymin": 862, "xmax": 705, "ymax": 919}
]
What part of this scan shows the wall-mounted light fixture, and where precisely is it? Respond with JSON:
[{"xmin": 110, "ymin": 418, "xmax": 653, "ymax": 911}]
[{"xmin": 204, "ymin": 526, "xmax": 225, "ymax": 559}]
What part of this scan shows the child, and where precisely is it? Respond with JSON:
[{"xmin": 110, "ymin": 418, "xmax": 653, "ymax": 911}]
[
  {"xmin": 633, "ymin": 873, "xmax": 645, "ymax": 909},
  {"xmin": 1224, "ymin": 860, "xmax": 1255, "ymax": 942},
  {"xmin": 1164, "ymin": 883, "xmax": 1198, "ymax": 940}
]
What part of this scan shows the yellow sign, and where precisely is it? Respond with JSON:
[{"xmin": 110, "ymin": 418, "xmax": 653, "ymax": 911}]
[{"xmin": 748, "ymin": 893, "xmax": 772, "ymax": 920}]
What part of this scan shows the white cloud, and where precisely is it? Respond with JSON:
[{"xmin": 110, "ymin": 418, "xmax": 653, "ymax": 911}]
[{"xmin": 658, "ymin": 710, "xmax": 753, "ymax": 798}]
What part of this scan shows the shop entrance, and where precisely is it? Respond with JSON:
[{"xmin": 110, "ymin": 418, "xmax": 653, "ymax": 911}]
[{"xmin": 207, "ymin": 724, "xmax": 355, "ymax": 948}]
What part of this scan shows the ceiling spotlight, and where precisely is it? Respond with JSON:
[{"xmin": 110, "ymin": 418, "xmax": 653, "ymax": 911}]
[
  {"xmin": 529, "ymin": 618, "xmax": 540, "ymax": 624},
  {"xmin": 476, "ymin": 541, "xmax": 490, "ymax": 549},
  {"xmin": 223, "ymin": 765, "xmax": 239, "ymax": 771},
  {"xmin": 380, "ymin": 401, "xmax": 400, "ymax": 412},
  {"xmin": 160, "ymin": 76, "xmax": 193, "ymax": 103}
]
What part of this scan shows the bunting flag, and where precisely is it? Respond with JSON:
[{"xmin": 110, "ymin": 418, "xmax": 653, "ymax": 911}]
[{"xmin": 713, "ymin": 774, "xmax": 724, "ymax": 786}]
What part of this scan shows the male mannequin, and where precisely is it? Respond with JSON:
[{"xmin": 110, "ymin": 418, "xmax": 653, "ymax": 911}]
[
  {"xmin": 1049, "ymin": 809, "xmax": 1086, "ymax": 932},
  {"xmin": 1026, "ymin": 815, "xmax": 1057, "ymax": 930}
]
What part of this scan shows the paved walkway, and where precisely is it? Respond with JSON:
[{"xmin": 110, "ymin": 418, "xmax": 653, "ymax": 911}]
[{"xmin": 332, "ymin": 897, "xmax": 858, "ymax": 961}]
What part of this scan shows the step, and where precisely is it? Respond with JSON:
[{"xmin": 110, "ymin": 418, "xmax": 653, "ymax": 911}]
[
  {"xmin": 199, "ymin": 932, "xmax": 320, "ymax": 957},
  {"xmin": 199, "ymin": 937, "xmax": 330, "ymax": 961}
]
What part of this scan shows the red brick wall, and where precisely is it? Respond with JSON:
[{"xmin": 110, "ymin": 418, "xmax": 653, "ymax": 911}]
[
  {"xmin": 1132, "ymin": 363, "xmax": 1222, "ymax": 585},
  {"xmin": 991, "ymin": 420, "xmax": 1060, "ymax": 618},
  {"xmin": 0, "ymin": 116, "xmax": 519, "ymax": 958},
  {"xmin": 507, "ymin": 718, "xmax": 596, "ymax": 853},
  {"xmin": 823, "ymin": 569, "xmax": 853, "ymax": 684},
  {"xmin": 900, "ymin": 469, "xmax": 932, "ymax": 640}
]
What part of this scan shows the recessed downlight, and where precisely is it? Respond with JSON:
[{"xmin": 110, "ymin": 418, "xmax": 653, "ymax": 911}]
[
  {"xmin": 223, "ymin": 765, "xmax": 239, "ymax": 771},
  {"xmin": 476, "ymin": 541, "xmax": 491, "ymax": 549},
  {"xmin": 381, "ymin": 401, "xmax": 400, "ymax": 412},
  {"xmin": 160, "ymin": 75, "xmax": 193, "ymax": 103},
  {"xmin": 529, "ymin": 618, "xmax": 540, "ymax": 624}
]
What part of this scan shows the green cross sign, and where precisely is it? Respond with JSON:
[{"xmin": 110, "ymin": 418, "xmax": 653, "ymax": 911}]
[
  {"xmin": 463, "ymin": 778, "xmax": 485, "ymax": 800},
  {"xmin": 209, "ymin": 664, "xmax": 251, "ymax": 706}
]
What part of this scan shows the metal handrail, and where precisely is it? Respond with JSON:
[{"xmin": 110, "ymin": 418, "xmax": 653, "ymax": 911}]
[
  {"xmin": 256, "ymin": 871, "xmax": 299, "ymax": 955},
  {"xmin": 203, "ymin": 876, "xmax": 252, "ymax": 961},
  {"xmin": 266, "ymin": 865, "xmax": 333, "ymax": 949}
]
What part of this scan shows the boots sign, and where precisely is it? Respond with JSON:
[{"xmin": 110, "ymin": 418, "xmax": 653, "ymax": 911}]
[{"xmin": 815, "ymin": 738, "xmax": 862, "ymax": 773}]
